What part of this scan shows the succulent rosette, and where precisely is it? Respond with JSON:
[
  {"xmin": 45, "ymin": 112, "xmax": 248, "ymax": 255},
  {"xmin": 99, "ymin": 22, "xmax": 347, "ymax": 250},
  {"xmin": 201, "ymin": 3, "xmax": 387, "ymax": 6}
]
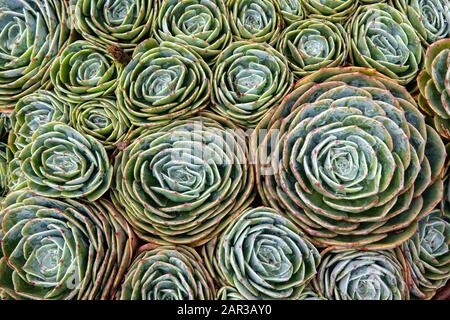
[
  {"xmin": 8, "ymin": 91, "xmax": 71, "ymax": 154},
  {"xmin": 278, "ymin": 0, "xmax": 304, "ymax": 25},
  {"xmin": 50, "ymin": 40, "xmax": 121, "ymax": 104},
  {"xmin": 313, "ymin": 249, "xmax": 410, "ymax": 300},
  {"xmin": 301, "ymin": 0, "xmax": 359, "ymax": 23},
  {"xmin": 277, "ymin": 19, "xmax": 349, "ymax": 78},
  {"xmin": 117, "ymin": 244, "xmax": 215, "ymax": 300},
  {"xmin": 228, "ymin": 0, "xmax": 282, "ymax": 45},
  {"xmin": 74, "ymin": 0, "xmax": 159, "ymax": 53},
  {"xmin": 216, "ymin": 286, "xmax": 245, "ymax": 300},
  {"xmin": 252, "ymin": 67, "xmax": 446, "ymax": 250},
  {"xmin": 117, "ymin": 39, "xmax": 211, "ymax": 127},
  {"xmin": 401, "ymin": 209, "xmax": 449, "ymax": 299},
  {"xmin": 0, "ymin": 0, "xmax": 73, "ymax": 111},
  {"xmin": 0, "ymin": 190, "xmax": 137, "ymax": 300},
  {"xmin": 71, "ymin": 97, "xmax": 131, "ymax": 151},
  {"xmin": 212, "ymin": 41, "xmax": 293, "ymax": 128},
  {"xmin": 347, "ymin": 3, "xmax": 424, "ymax": 85},
  {"xmin": 208, "ymin": 206, "xmax": 321, "ymax": 300},
  {"xmin": 417, "ymin": 39, "xmax": 450, "ymax": 139},
  {"xmin": 111, "ymin": 112, "xmax": 254, "ymax": 246},
  {"xmin": 18, "ymin": 122, "xmax": 113, "ymax": 201},
  {"xmin": 392, "ymin": 0, "xmax": 450, "ymax": 45},
  {"xmin": 154, "ymin": 0, "xmax": 232, "ymax": 64}
]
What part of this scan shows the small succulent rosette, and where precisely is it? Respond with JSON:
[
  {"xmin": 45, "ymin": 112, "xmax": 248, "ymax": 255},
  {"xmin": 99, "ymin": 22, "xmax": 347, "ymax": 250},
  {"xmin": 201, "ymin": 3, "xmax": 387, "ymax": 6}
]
[
  {"xmin": 212, "ymin": 41, "xmax": 293, "ymax": 128},
  {"xmin": 347, "ymin": 3, "xmax": 424, "ymax": 85},
  {"xmin": 154, "ymin": 0, "xmax": 232, "ymax": 64},
  {"xmin": 418, "ymin": 39, "xmax": 450, "ymax": 139},
  {"xmin": 117, "ymin": 244, "xmax": 215, "ymax": 300},
  {"xmin": 0, "ymin": 190, "xmax": 137, "ymax": 300},
  {"xmin": 117, "ymin": 39, "xmax": 212, "ymax": 127},
  {"xmin": 203, "ymin": 207, "xmax": 321, "ymax": 300},
  {"xmin": 8, "ymin": 91, "xmax": 71, "ymax": 154},
  {"xmin": 0, "ymin": 0, "xmax": 73, "ymax": 111},
  {"xmin": 313, "ymin": 249, "xmax": 410, "ymax": 300},
  {"xmin": 74, "ymin": 0, "xmax": 158, "ymax": 53},
  {"xmin": 50, "ymin": 40, "xmax": 121, "ymax": 104},
  {"xmin": 18, "ymin": 122, "xmax": 113, "ymax": 201},
  {"xmin": 228, "ymin": 0, "xmax": 282, "ymax": 46}
]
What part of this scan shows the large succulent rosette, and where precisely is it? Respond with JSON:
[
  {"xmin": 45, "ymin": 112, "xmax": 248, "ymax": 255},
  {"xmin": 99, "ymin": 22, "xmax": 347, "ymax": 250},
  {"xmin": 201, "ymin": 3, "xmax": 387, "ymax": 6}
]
[
  {"xmin": 8, "ymin": 90, "xmax": 71, "ymax": 154},
  {"xmin": 392, "ymin": 0, "xmax": 450, "ymax": 45},
  {"xmin": 117, "ymin": 39, "xmax": 211, "ymax": 127},
  {"xmin": 70, "ymin": 97, "xmax": 130, "ymax": 151},
  {"xmin": 74, "ymin": 0, "xmax": 158, "ymax": 53},
  {"xmin": 212, "ymin": 41, "xmax": 293, "ymax": 128},
  {"xmin": 117, "ymin": 244, "xmax": 215, "ymax": 300},
  {"xmin": 18, "ymin": 122, "xmax": 113, "ymax": 201},
  {"xmin": 0, "ymin": 190, "xmax": 136, "ymax": 300},
  {"xmin": 154, "ymin": 0, "xmax": 232, "ymax": 64},
  {"xmin": 252, "ymin": 67, "xmax": 446, "ymax": 250},
  {"xmin": 313, "ymin": 249, "xmax": 410, "ymax": 300},
  {"xmin": 50, "ymin": 40, "xmax": 121, "ymax": 104},
  {"xmin": 0, "ymin": 0, "xmax": 73, "ymax": 111},
  {"xmin": 347, "ymin": 3, "xmax": 424, "ymax": 85},
  {"xmin": 278, "ymin": 0, "xmax": 304, "ymax": 25},
  {"xmin": 301, "ymin": 0, "xmax": 359, "ymax": 23},
  {"xmin": 228, "ymin": 0, "xmax": 282, "ymax": 46},
  {"xmin": 277, "ymin": 19, "xmax": 349, "ymax": 78},
  {"xmin": 417, "ymin": 39, "xmax": 450, "ymax": 139},
  {"xmin": 204, "ymin": 207, "xmax": 321, "ymax": 300},
  {"xmin": 401, "ymin": 209, "xmax": 449, "ymax": 299},
  {"xmin": 111, "ymin": 112, "xmax": 254, "ymax": 246}
]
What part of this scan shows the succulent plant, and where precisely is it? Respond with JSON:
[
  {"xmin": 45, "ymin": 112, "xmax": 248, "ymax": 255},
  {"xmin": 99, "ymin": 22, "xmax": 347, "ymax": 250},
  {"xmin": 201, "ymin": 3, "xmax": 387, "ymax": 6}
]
[
  {"xmin": 301, "ymin": 0, "xmax": 359, "ymax": 23},
  {"xmin": 19, "ymin": 122, "xmax": 113, "ymax": 201},
  {"xmin": 216, "ymin": 286, "xmax": 245, "ymax": 300},
  {"xmin": 74, "ymin": 0, "xmax": 159, "ymax": 53},
  {"xmin": 401, "ymin": 209, "xmax": 450, "ymax": 299},
  {"xmin": 205, "ymin": 206, "xmax": 321, "ymax": 300},
  {"xmin": 392, "ymin": 0, "xmax": 450, "ymax": 45},
  {"xmin": 277, "ymin": 19, "xmax": 349, "ymax": 78},
  {"xmin": 417, "ymin": 39, "xmax": 450, "ymax": 139},
  {"xmin": 347, "ymin": 3, "xmax": 424, "ymax": 85},
  {"xmin": 313, "ymin": 249, "xmax": 410, "ymax": 300},
  {"xmin": 71, "ymin": 97, "xmax": 131, "ymax": 151},
  {"xmin": 117, "ymin": 39, "xmax": 211, "ymax": 127},
  {"xmin": 252, "ymin": 67, "xmax": 446, "ymax": 250},
  {"xmin": 50, "ymin": 40, "xmax": 121, "ymax": 104},
  {"xmin": 278, "ymin": 0, "xmax": 304, "ymax": 25},
  {"xmin": 212, "ymin": 41, "xmax": 293, "ymax": 128},
  {"xmin": 111, "ymin": 112, "xmax": 254, "ymax": 246},
  {"xmin": 117, "ymin": 244, "xmax": 215, "ymax": 300},
  {"xmin": 0, "ymin": 190, "xmax": 137, "ymax": 300},
  {"xmin": 0, "ymin": 0, "xmax": 73, "ymax": 111},
  {"xmin": 154, "ymin": 0, "xmax": 232, "ymax": 64},
  {"xmin": 8, "ymin": 91, "xmax": 71, "ymax": 154},
  {"xmin": 228, "ymin": 0, "xmax": 282, "ymax": 46}
]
